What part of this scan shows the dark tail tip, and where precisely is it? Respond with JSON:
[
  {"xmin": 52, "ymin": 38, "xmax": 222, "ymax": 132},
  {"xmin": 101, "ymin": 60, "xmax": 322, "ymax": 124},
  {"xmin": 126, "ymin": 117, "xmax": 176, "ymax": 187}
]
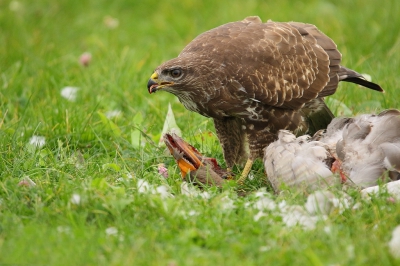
[{"xmin": 342, "ymin": 77, "xmax": 384, "ymax": 92}]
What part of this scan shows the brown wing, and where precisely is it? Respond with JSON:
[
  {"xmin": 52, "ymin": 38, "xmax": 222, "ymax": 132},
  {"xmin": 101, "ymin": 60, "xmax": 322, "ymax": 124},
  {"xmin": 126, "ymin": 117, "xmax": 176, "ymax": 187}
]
[
  {"xmin": 180, "ymin": 18, "xmax": 342, "ymax": 110},
  {"xmin": 288, "ymin": 22, "xmax": 342, "ymax": 97}
]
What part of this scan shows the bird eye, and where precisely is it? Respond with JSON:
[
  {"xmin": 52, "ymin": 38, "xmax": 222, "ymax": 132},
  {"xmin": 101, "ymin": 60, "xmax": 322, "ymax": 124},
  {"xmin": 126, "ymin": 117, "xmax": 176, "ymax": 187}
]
[{"xmin": 170, "ymin": 69, "xmax": 182, "ymax": 78}]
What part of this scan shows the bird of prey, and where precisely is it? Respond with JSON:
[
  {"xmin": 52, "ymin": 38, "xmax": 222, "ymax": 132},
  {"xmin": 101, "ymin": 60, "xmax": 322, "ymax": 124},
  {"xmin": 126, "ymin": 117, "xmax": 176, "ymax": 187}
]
[
  {"xmin": 264, "ymin": 109, "xmax": 400, "ymax": 192},
  {"xmin": 147, "ymin": 16, "xmax": 383, "ymax": 183}
]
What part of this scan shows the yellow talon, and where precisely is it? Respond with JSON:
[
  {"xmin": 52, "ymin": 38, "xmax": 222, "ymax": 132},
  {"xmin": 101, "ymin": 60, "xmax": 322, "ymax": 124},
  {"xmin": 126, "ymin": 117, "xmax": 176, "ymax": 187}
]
[{"xmin": 237, "ymin": 158, "xmax": 254, "ymax": 185}]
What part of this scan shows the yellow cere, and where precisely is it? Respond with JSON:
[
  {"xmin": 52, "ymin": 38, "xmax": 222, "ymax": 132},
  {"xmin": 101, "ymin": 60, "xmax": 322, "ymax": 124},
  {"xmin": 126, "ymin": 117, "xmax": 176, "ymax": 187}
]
[{"xmin": 150, "ymin": 72, "xmax": 158, "ymax": 80}]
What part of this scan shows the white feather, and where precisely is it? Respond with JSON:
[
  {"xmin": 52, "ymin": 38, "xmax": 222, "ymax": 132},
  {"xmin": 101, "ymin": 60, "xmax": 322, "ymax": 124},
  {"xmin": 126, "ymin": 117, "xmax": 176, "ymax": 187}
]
[
  {"xmin": 264, "ymin": 130, "xmax": 335, "ymax": 192},
  {"xmin": 264, "ymin": 110, "xmax": 400, "ymax": 192}
]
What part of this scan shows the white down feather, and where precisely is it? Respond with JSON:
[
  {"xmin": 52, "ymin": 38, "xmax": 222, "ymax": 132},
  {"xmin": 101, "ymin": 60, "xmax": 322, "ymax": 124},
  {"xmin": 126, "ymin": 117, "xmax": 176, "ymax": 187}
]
[{"xmin": 264, "ymin": 130, "xmax": 336, "ymax": 192}]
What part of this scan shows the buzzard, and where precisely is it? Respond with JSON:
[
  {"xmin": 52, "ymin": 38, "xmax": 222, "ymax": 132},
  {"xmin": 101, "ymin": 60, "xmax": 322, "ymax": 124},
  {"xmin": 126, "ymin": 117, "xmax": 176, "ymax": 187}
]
[{"xmin": 147, "ymin": 16, "xmax": 383, "ymax": 183}]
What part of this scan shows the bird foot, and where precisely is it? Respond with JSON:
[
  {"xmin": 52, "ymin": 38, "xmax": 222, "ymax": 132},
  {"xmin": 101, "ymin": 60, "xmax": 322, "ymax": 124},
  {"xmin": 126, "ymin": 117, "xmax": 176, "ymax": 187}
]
[{"xmin": 237, "ymin": 158, "xmax": 254, "ymax": 185}]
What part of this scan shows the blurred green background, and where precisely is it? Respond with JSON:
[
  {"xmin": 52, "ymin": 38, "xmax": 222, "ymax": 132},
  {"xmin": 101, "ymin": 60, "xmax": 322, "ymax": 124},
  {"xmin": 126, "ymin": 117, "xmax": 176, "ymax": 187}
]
[{"xmin": 1, "ymin": 0, "xmax": 400, "ymax": 264}]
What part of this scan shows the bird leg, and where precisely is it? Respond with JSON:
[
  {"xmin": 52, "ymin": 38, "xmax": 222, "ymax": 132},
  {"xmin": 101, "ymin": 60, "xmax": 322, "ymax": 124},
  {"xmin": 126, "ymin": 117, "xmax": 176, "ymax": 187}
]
[
  {"xmin": 213, "ymin": 117, "xmax": 248, "ymax": 169},
  {"xmin": 237, "ymin": 158, "xmax": 254, "ymax": 185}
]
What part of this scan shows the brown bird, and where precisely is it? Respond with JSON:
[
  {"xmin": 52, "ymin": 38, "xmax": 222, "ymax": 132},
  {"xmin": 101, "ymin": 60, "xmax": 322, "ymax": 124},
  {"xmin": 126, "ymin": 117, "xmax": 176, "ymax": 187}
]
[{"xmin": 148, "ymin": 16, "xmax": 383, "ymax": 183}]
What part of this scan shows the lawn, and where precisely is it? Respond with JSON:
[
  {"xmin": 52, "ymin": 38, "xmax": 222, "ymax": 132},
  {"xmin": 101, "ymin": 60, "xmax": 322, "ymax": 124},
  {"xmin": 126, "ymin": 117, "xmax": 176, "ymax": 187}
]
[{"xmin": 1, "ymin": 0, "xmax": 400, "ymax": 265}]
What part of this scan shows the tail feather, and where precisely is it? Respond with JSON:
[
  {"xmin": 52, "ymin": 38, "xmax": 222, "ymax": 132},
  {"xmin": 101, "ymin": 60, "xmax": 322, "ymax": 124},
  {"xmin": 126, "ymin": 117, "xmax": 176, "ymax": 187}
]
[
  {"xmin": 339, "ymin": 66, "xmax": 384, "ymax": 92},
  {"xmin": 342, "ymin": 77, "xmax": 383, "ymax": 92}
]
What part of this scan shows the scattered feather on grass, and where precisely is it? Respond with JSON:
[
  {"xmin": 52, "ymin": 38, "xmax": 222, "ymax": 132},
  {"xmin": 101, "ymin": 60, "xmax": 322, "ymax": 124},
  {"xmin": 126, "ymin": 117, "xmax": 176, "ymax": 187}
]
[
  {"xmin": 388, "ymin": 225, "xmax": 400, "ymax": 258},
  {"xmin": 136, "ymin": 179, "xmax": 173, "ymax": 198},
  {"xmin": 105, "ymin": 227, "xmax": 118, "ymax": 236},
  {"xmin": 361, "ymin": 179, "xmax": 400, "ymax": 201},
  {"xmin": 70, "ymin": 194, "xmax": 81, "ymax": 205},
  {"xmin": 305, "ymin": 190, "xmax": 353, "ymax": 215},
  {"xmin": 29, "ymin": 135, "xmax": 46, "ymax": 148},
  {"xmin": 105, "ymin": 110, "xmax": 122, "ymax": 119},
  {"xmin": 56, "ymin": 226, "xmax": 71, "ymax": 234},
  {"xmin": 60, "ymin": 86, "xmax": 79, "ymax": 102},
  {"xmin": 280, "ymin": 205, "xmax": 321, "ymax": 230}
]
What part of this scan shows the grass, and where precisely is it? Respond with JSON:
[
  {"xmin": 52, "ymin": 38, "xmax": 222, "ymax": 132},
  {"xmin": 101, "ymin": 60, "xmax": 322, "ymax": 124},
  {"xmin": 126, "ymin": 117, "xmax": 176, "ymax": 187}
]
[{"xmin": 1, "ymin": 0, "xmax": 400, "ymax": 265}]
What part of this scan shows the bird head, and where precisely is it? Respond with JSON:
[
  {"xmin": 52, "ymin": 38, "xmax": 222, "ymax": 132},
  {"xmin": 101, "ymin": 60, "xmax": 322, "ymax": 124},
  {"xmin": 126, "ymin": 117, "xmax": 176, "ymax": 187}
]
[
  {"xmin": 163, "ymin": 133, "xmax": 203, "ymax": 178},
  {"xmin": 148, "ymin": 57, "xmax": 194, "ymax": 94},
  {"xmin": 147, "ymin": 67, "xmax": 184, "ymax": 94},
  {"xmin": 147, "ymin": 55, "xmax": 220, "ymax": 96},
  {"xmin": 163, "ymin": 133, "xmax": 231, "ymax": 186}
]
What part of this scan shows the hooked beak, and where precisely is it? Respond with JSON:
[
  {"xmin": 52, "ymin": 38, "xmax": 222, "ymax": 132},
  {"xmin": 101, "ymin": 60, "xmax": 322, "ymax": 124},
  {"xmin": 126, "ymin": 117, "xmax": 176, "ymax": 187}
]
[
  {"xmin": 147, "ymin": 79, "xmax": 159, "ymax": 94},
  {"xmin": 147, "ymin": 72, "xmax": 173, "ymax": 94}
]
